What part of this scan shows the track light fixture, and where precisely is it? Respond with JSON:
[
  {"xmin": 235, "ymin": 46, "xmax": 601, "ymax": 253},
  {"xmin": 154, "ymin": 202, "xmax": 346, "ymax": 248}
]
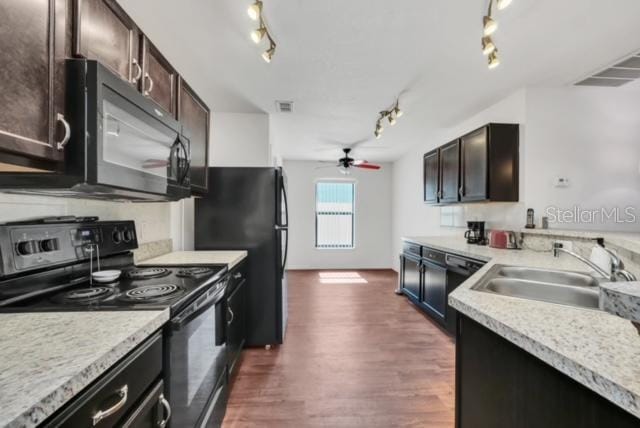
[
  {"xmin": 497, "ymin": 0, "xmax": 513, "ymax": 10},
  {"xmin": 247, "ymin": 0, "xmax": 277, "ymax": 63},
  {"xmin": 247, "ymin": 1, "xmax": 262, "ymax": 21},
  {"xmin": 262, "ymin": 44, "xmax": 275, "ymax": 63},
  {"xmin": 483, "ymin": 15, "xmax": 498, "ymax": 36},
  {"xmin": 480, "ymin": 0, "xmax": 514, "ymax": 69},
  {"xmin": 481, "ymin": 36, "xmax": 496, "ymax": 56},
  {"xmin": 251, "ymin": 26, "xmax": 266, "ymax": 44},
  {"xmin": 488, "ymin": 50, "xmax": 500, "ymax": 69},
  {"xmin": 373, "ymin": 100, "xmax": 403, "ymax": 140}
]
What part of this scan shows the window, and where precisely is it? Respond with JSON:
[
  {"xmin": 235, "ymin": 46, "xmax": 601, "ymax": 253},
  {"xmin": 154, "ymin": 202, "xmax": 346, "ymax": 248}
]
[{"xmin": 315, "ymin": 181, "xmax": 355, "ymax": 249}]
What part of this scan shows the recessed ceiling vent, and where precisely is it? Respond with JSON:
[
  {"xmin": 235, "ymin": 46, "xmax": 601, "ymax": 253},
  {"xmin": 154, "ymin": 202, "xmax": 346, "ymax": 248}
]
[
  {"xmin": 275, "ymin": 100, "xmax": 294, "ymax": 113},
  {"xmin": 575, "ymin": 52, "xmax": 640, "ymax": 87}
]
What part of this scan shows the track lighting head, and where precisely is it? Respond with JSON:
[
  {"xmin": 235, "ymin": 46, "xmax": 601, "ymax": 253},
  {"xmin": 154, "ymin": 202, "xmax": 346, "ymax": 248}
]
[
  {"xmin": 247, "ymin": 1, "xmax": 262, "ymax": 21},
  {"xmin": 482, "ymin": 36, "xmax": 496, "ymax": 56},
  {"xmin": 375, "ymin": 130, "xmax": 381, "ymax": 139},
  {"xmin": 388, "ymin": 113, "xmax": 397, "ymax": 126},
  {"xmin": 483, "ymin": 15, "xmax": 498, "ymax": 36},
  {"xmin": 251, "ymin": 27, "xmax": 266, "ymax": 44},
  {"xmin": 394, "ymin": 105, "xmax": 403, "ymax": 118},
  {"xmin": 262, "ymin": 45, "xmax": 275, "ymax": 63},
  {"xmin": 488, "ymin": 50, "xmax": 500, "ymax": 69},
  {"xmin": 497, "ymin": 0, "xmax": 513, "ymax": 10},
  {"xmin": 375, "ymin": 121, "xmax": 384, "ymax": 134}
]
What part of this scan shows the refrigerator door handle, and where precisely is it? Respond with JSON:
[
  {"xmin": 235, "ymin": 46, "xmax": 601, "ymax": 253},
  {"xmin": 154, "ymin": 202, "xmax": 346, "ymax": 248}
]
[
  {"xmin": 275, "ymin": 225, "xmax": 288, "ymax": 231},
  {"xmin": 281, "ymin": 228, "xmax": 288, "ymax": 277},
  {"xmin": 281, "ymin": 179, "xmax": 289, "ymax": 227}
]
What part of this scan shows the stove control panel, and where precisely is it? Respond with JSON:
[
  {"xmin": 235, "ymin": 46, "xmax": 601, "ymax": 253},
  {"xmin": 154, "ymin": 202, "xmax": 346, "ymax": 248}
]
[{"xmin": 0, "ymin": 221, "xmax": 138, "ymax": 276}]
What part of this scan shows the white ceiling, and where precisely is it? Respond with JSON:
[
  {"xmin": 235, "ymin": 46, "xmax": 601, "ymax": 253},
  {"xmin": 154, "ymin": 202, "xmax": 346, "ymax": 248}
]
[{"xmin": 120, "ymin": 0, "xmax": 640, "ymax": 162}]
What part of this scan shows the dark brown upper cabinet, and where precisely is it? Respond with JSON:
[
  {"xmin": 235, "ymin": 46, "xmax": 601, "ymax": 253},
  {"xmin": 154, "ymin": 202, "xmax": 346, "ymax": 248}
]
[
  {"xmin": 424, "ymin": 123, "xmax": 518, "ymax": 205},
  {"xmin": 0, "ymin": 0, "xmax": 69, "ymax": 171},
  {"xmin": 439, "ymin": 140, "xmax": 460, "ymax": 204},
  {"xmin": 423, "ymin": 149, "xmax": 439, "ymax": 204},
  {"xmin": 460, "ymin": 123, "xmax": 519, "ymax": 203},
  {"xmin": 141, "ymin": 37, "xmax": 178, "ymax": 117},
  {"xmin": 74, "ymin": 0, "xmax": 140, "ymax": 85},
  {"xmin": 179, "ymin": 78, "xmax": 210, "ymax": 194}
]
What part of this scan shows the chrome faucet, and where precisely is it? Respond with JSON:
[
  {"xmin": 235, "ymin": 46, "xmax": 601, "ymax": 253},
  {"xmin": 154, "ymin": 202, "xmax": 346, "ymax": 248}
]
[{"xmin": 552, "ymin": 243, "xmax": 637, "ymax": 282}]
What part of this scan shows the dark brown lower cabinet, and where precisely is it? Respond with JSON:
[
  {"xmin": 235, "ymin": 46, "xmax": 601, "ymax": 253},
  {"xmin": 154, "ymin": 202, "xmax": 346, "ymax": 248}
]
[
  {"xmin": 456, "ymin": 315, "xmax": 639, "ymax": 428},
  {"xmin": 44, "ymin": 333, "xmax": 166, "ymax": 427},
  {"xmin": 0, "ymin": 0, "xmax": 67, "ymax": 170}
]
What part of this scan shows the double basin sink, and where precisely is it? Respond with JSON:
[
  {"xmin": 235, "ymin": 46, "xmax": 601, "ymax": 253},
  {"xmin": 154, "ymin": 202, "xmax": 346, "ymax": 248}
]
[{"xmin": 472, "ymin": 265, "xmax": 601, "ymax": 309}]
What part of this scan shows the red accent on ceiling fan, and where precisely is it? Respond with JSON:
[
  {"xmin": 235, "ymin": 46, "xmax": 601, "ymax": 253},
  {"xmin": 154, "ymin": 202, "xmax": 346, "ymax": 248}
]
[{"xmin": 354, "ymin": 163, "xmax": 381, "ymax": 170}]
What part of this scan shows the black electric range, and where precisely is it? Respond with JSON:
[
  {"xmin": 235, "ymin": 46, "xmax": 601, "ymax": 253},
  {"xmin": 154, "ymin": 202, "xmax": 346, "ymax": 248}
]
[
  {"xmin": 0, "ymin": 263, "xmax": 227, "ymax": 315},
  {"xmin": 0, "ymin": 218, "xmax": 232, "ymax": 427}
]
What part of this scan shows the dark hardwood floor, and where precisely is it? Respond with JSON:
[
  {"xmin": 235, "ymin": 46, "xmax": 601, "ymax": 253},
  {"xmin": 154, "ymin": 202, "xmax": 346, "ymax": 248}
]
[{"xmin": 223, "ymin": 269, "xmax": 455, "ymax": 428}]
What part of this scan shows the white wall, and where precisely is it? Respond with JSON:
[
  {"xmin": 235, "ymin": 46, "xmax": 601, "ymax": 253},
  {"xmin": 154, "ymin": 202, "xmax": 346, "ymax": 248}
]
[
  {"xmin": 210, "ymin": 113, "xmax": 270, "ymax": 167},
  {"xmin": 284, "ymin": 160, "xmax": 393, "ymax": 269},
  {"xmin": 391, "ymin": 86, "xmax": 640, "ymax": 269}
]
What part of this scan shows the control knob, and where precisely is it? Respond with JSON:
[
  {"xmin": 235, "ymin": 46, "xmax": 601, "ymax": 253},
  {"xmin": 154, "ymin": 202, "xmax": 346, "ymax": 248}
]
[
  {"xmin": 16, "ymin": 240, "xmax": 37, "ymax": 256},
  {"xmin": 112, "ymin": 230, "xmax": 123, "ymax": 244}
]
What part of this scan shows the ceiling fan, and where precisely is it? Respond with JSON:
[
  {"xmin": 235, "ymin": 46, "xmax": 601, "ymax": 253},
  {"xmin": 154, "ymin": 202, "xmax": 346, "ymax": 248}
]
[{"xmin": 316, "ymin": 148, "xmax": 381, "ymax": 174}]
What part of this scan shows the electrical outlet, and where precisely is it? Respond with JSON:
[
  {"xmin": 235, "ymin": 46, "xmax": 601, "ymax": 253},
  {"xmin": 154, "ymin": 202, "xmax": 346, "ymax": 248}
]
[
  {"xmin": 553, "ymin": 240, "xmax": 573, "ymax": 252},
  {"xmin": 554, "ymin": 176, "xmax": 570, "ymax": 188}
]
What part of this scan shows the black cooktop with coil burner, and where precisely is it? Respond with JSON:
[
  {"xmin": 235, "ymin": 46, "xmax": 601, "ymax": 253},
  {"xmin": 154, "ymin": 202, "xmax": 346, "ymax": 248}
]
[{"xmin": 1, "ymin": 263, "xmax": 228, "ymax": 315}]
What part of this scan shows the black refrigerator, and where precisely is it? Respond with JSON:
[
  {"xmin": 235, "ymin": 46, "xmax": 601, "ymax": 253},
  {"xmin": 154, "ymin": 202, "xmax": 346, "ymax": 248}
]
[{"xmin": 195, "ymin": 167, "xmax": 288, "ymax": 346}]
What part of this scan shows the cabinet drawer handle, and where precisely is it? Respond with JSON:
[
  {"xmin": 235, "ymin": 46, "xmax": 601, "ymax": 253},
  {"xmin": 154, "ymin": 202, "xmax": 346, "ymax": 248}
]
[
  {"xmin": 158, "ymin": 394, "xmax": 172, "ymax": 428},
  {"xmin": 227, "ymin": 307, "xmax": 235, "ymax": 325},
  {"xmin": 92, "ymin": 385, "xmax": 128, "ymax": 426},
  {"xmin": 233, "ymin": 273, "xmax": 242, "ymax": 280},
  {"xmin": 56, "ymin": 113, "xmax": 71, "ymax": 151},
  {"xmin": 459, "ymin": 186, "xmax": 464, "ymax": 197},
  {"xmin": 131, "ymin": 58, "xmax": 142, "ymax": 83},
  {"xmin": 144, "ymin": 73, "xmax": 154, "ymax": 95}
]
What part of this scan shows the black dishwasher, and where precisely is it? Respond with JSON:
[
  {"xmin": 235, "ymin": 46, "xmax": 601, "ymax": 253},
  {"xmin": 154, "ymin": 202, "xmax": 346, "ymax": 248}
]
[{"xmin": 444, "ymin": 254, "xmax": 485, "ymax": 333}]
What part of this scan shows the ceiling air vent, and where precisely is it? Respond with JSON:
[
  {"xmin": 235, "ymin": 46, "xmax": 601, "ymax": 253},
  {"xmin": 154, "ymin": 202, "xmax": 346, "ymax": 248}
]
[
  {"xmin": 575, "ymin": 52, "xmax": 640, "ymax": 87},
  {"xmin": 275, "ymin": 100, "xmax": 294, "ymax": 113}
]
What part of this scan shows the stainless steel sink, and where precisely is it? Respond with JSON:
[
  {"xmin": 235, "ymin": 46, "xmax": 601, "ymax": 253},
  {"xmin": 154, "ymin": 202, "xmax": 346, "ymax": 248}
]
[{"xmin": 472, "ymin": 265, "xmax": 601, "ymax": 309}]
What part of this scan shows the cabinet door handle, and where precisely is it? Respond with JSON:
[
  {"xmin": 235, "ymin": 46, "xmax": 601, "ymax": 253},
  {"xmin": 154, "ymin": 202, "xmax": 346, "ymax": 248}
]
[
  {"xmin": 144, "ymin": 73, "xmax": 154, "ymax": 95},
  {"xmin": 459, "ymin": 186, "xmax": 464, "ymax": 197},
  {"xmin": 158, "ymin": 393, "xmax": 172, "ymax": 428},
  {"xmin": 233, "ymin": 273, "xmax": 242, "ymax": 280},
  {"xmin": 227, "ymin": 307, "xmax": 235, "ymax": 325},
  {"xmin": 56, "ymin": 113, "xmax": 71, "ymax": 151},
  {"xmin": 92, "ymin": 385, "xmax": 128, "ymax": 426},
  {"xmin": 131, "ymin": 58, "xmax": 142, "ymax": 83}
]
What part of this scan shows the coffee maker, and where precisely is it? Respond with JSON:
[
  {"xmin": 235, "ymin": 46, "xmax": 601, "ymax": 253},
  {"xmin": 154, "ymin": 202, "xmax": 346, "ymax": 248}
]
[{"xmin": 465, "ymin": 221, "xmax": 487, "ymax": 245}]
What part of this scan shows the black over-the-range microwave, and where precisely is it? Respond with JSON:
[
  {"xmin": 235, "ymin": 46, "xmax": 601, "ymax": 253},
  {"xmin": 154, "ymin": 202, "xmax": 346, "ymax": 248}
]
[{"xmin": 0, "ymin": 60, "xmax": 191, "ymax": 201}]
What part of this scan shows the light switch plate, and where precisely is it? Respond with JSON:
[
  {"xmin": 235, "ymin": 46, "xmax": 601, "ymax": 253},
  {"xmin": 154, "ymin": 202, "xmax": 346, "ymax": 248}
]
[{"xmin": 554, "ymin": 176, "xmax": 570, "ymax": 188}]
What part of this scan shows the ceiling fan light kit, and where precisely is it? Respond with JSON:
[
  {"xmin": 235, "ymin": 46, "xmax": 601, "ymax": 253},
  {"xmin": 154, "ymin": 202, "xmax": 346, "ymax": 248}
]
[
  {"xmin": 336, "ymin": 148, "xmax": 382, "ymax": 173},
  {"xmin": 247, "ymin": 0, "xmax": 277, "ymax": 63},
  {"xmin": 373, "ymin": 100, "xmax": 403, "ymax": 140},
  {"xmin": 481, "ymin": 0, "xmax": 514, "ymax": 69}
]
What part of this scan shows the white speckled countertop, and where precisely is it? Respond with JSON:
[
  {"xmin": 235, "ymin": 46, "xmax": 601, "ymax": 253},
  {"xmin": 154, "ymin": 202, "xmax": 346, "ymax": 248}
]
[
  {"xmin": 137, "ymin": 251, "xmax": 247, "ymax": 269},
  {"xmin": 0, "ymin": 310, "xmax": 169, "ymax": 428},
  {"xmin": 403, "ymin": 236, "xmax": 640, "ymax": 420}
]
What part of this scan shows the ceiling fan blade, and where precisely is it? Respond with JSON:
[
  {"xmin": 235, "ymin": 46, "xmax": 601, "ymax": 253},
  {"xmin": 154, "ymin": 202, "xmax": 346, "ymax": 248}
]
[
  {"xmin": 315, "ymin": 164, "xmax": 339, "ymax": 170},
  {"xmin": 354, "ymin": 163, "xmax": 381, "ymax": 170},
  {"xmin": 353, "ymin": 159, "xmax": 368, "ymax": 166}
]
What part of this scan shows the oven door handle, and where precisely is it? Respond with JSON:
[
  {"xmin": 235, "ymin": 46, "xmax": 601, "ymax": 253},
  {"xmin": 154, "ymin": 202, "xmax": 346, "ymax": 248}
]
[{"xmin": 171, "ymin": 288, "xmax": 225, "ymax": 330}]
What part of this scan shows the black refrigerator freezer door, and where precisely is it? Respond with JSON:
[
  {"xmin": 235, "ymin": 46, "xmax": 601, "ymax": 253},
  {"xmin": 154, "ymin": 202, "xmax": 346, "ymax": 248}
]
[{"xmin": 195, "ymin": 167, "xmax": 285, "ymax": 346}]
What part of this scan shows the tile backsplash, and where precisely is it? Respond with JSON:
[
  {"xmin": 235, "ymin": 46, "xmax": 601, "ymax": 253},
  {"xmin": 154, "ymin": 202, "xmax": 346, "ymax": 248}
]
[{"xmin": 0, "ymin": 193, "xmax": 172, "ymax": 244}]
